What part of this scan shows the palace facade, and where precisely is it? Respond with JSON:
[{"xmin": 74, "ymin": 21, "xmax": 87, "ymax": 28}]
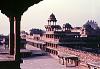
[
  {"xmin": 25, "ymin": 13, "xmax": 100, "ymax": 54},
  {"xmin": 22, "ymin": 13, "xmax": 100, "ymax": 68}
]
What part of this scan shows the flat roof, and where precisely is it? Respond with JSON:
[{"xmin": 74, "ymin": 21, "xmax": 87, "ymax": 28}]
[
  {"xmin": 88, "ymin": 62, "xmax": 100, "ymax": 68},
  {"xmin": 27, "ymin": 39, "xmax": 46, "ymax": 44},
  {"xmin": 58, "ymin": 53, "xmax": 78, "ymax": 59}
]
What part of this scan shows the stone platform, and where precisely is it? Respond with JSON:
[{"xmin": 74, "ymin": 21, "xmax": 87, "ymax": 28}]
[
  {"xmin": 0, "ymin": 47, "xmax": 32, "ymax": 69},
  {"xmin": 0, "ymin": 54, "xmax": 20, "ymax": 69},
  {"xmin": 20, "ymin": 49, "xmax": 32, "ymax": 58}
]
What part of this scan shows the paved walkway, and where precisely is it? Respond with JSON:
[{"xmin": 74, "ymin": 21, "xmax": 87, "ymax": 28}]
[
  {"xmin": 25, "ymin": 44, "xmax": 47, "ymax": 55},
  {"xmin": 21, "ymin": 55, "xmax": 80, "ymax": 69},
  {"xmin": 20, "ymin": 44, "xmax": 88, "ymax": 69}
]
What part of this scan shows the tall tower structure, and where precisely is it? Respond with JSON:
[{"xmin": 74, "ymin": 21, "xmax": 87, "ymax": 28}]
[
  {"xmin": 45, "ymin": 13, "xmax": 61, "ymax": 31},
  {"xmin": 48, "ymin": 13, "xmax": 57, "ymax": 25}
]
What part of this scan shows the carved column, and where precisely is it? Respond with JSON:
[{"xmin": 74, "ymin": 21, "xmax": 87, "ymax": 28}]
[{"xmin": 9, "ymin": 16, "xmax": 14, "ymax": 55}]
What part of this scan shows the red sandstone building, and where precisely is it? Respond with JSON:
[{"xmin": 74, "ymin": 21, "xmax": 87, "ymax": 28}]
[{"xmin": 25, "ymin": 13, "xmax": 100, "ymax": 68}]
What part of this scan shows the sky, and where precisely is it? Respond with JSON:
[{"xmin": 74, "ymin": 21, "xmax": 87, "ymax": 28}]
[{"xmin": 0, "ymin": 0, "xmax": 100, "ymax": 35}]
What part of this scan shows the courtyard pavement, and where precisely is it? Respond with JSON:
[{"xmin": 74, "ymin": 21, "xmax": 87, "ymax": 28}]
[{"xmin": 20, "ymin": 44, "xmax": 88, "ymax": 69}]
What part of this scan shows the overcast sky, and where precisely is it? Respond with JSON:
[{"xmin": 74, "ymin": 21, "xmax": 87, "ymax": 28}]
[{"xmin": 0, "ymin": 0, "xmax": 100, "ymax": 35}]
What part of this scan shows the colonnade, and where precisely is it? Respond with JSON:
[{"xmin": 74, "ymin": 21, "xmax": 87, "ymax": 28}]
[{"xmin": 58, "ymin": 54, "xmax": 80, "ymax": 67}]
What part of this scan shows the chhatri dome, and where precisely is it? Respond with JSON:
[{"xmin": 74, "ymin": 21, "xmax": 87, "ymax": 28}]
[
  {"xmin": 48, "ymin": 13, "xmax": 57, "ymax": 22},
  {"xmin": 45, "ymin": 13, "xmax": 61, "ymax": 31}
]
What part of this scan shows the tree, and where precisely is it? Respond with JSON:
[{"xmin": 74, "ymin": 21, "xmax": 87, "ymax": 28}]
[{"xmin": 29, "ymin": 28, "xmax": 44, "ymax": 36}]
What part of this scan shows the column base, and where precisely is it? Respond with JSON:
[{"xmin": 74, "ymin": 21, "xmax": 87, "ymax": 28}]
[{"xmin": 0, "ymin": 61, "xmax": 21, "ymax": 69}]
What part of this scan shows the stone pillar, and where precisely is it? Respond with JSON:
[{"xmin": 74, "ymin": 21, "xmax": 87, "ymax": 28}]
[
  {"xmin": 70, "ymin": 59, "xmax": 73, "ymax": 64},
  {"xmin": 65, "ymin": 58, "xmax": 68, "ymax": 67},
  {"xmin": 74, "ymin": 60, "xmax": 79, "ymax": 66},
  {"xmin": 9, "ymin": 16, "xmax": 14, "ymax": 55},
  {"xmin": 55, "ymin": 22, "xmax": 56, "ymax": 25},
  {"xmin": 68, "ymin": 59, "xmax": 70, "ymax": 63},
  {"xmin": 49, "ymin": 22, "xmax": 51, "ymax": 25},
  {"xmin": 58, "ymin": 56, "xmax": 61, "ymax": 64},
  {"xmin": 53, "ymin": 21, "xmax": 54, "ymax": 25},
  {"xmin": 48, "ymin": 20, "xmax": 50, "ymax": 25},
  {"xmin": 14, "ymin": 16, "xmax": 21, "ymax": 69},
  {"xmin": 62, "ymin": 58, "xmax": 64, "ymax": 65}
]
